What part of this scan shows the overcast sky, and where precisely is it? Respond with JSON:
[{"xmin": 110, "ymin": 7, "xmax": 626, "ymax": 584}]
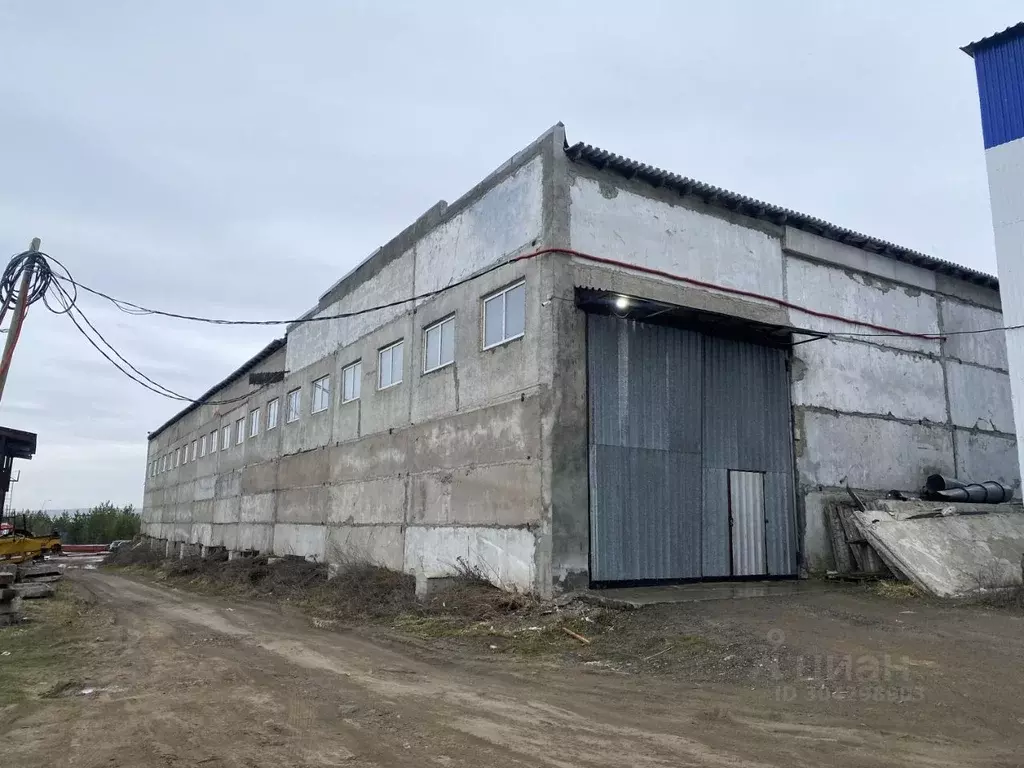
[{"xmin": 0, "ymin": 1, "xmax": 1017, "ymax": 510}]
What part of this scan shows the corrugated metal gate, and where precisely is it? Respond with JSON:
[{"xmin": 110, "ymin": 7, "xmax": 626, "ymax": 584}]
[{"xmin": 587, "ymin": 314, "xmax": 798, "ymax": 582}]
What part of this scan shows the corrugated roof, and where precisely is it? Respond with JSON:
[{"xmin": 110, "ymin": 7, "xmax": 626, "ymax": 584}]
[
  {"xmin": 962, "ymin": 22, "xmax": 1024, "ymax": 57},
  {"xmin": 564, "ymin": 142, "xmax": 998, "ymax": 290},
  {"xmin": 147, "ymin": 337, "xmax": 286, "ymax": 441}
]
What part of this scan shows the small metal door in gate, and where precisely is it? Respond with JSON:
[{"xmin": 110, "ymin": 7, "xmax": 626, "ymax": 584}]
[{"xmin": 587, "ymin": 314, "xmax": 798, "ymax": 583}]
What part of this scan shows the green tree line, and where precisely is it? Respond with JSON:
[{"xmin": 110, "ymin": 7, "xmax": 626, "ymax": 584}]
[{"xmin": 7, "ymin": 502, "xmax": 140, "ymax": 544}]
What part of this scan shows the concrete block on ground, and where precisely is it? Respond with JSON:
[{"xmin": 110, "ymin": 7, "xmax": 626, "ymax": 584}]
[
  {"xmin": 797, "ymin": 411, "xmax": 953, "ymax": 490},
  {"xmin": 13, "ymin": 583, "xmax": 55, "ymax": 599},
  {"xmin": 415, "ymin": 573, "xmax": 460, "ymax": 602}
]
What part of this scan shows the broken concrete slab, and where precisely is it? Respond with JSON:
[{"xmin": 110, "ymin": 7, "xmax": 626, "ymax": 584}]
[
  {"xmin": 853, "ymin": 508, "xmax": 1024, "ymax": 597},
  {"xmin": 872, "ymin": 499, "xmax": 1023, "ymax": 521}
]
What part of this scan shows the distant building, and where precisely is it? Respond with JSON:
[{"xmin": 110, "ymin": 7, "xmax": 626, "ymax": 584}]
[{"xmin": 142, "ymin": 125, "xmax": 1016, "ymax": 595}]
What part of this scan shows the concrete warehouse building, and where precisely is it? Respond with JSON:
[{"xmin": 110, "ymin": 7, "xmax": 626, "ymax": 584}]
[{"xmin": 141, "ymin": 124, "xmax": 1019, "ymax": 595}]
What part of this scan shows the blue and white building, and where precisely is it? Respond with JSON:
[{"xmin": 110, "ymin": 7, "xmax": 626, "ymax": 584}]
[{"xmin": 966, "ymin": 23, "xmax": 1024, "ymax": 482}]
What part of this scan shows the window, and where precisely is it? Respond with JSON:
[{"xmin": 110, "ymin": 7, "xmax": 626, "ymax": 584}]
[
  {"xmin": 235, "ymin": 417, "xmax": 245, "ymax": 445},
  {"xmin": 222, "ymin": 426, "xmax": 230, "ymax": 450},
  {"xmin": 191, "ymin": 440, "xmax": 198, "ymax": 461},
  {"xmin": 423, "ymin": 316, "xmax": 455, "ymax": 372},
  {"xmin": 210, "ymin": 430, "xmax": 218, "ymax": 452},
  {"xmin": 286, "ymin": 388, "xmax": 301, "ymax": 423},
  {"xmin": 249, "ymin": 408, "xmax": 261, "ymax": 438},
  {"xmin": 175, "ymin": 448, "xmax": 180, "ymax": 467},
  {"xmin": 342, "ymin": 361, "xmax": 361, "ymax": 403},
  {"xmin": 483, "ymin": 280, "xmax": 525, "ymax": 349},
  {"xmin": 182, "ymin": 445, "xmax": 187, "ymax": 465},
  {"xmin": 162, "ymin": 455, "xmax": 167, "ymax": 472},
  {"xmin": 200, "ymin": 435, "xmax": 206, "ymax": 457},
  {"xmin": 267, "ymin": 398, "xmax": 279, "ymax": 430},
  {"xmin": 311, "ymin": 375, "xmax": 330, "ymax": 413},
  {"xmin": 378, "ymin": 340, "xmax": 404, "ymax": 389}
]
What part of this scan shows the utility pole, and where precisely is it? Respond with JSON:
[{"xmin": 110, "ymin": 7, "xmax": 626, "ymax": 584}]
[{"xmin": 0, "ymin": 238, "xmax": 40, "ymax": 403}]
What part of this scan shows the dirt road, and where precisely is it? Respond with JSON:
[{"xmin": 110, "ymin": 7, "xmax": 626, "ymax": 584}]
[{"xmin": 4, "ymin": 570, "xmax": 1024, "ymax": 767}]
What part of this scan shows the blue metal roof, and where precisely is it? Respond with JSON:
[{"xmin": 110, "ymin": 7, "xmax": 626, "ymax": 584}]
[
  {"xmin": 564, "ymin": 142, "xmax": 998, "ymax": 290},
  {"xmin": 963, "ymin": 24, "xmax": 1024, "ymax": 149}
]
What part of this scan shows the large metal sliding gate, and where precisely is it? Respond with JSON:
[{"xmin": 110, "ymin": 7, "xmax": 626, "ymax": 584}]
[{"xmin": 587, "ymin": 313, "xmax": 798, "ymax": 583}]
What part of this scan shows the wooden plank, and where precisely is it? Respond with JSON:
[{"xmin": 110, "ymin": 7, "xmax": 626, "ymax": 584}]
[{"xmin": 826, "ymin": 505, "xmax": 855, "ymax": 574}]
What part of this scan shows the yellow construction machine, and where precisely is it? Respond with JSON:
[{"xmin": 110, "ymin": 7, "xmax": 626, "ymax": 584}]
[{"xmin": 0, "ymin": 426, "xmax": 56, "ymax": 563}]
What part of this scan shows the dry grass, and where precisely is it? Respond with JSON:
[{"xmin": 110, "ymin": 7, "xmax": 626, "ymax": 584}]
[
  {"xmin": 872, "ymin": 580, "xmax": 921, "ymax": 599},
  {"xmin": 0, "ymin": 585, "xmax": 95, "ymax": 708}
]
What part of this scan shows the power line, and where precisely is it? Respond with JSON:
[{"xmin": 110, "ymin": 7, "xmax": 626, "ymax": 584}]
[{"xmin": 4, "ymin": 247, "xmax": 1020, "ymax": 408}]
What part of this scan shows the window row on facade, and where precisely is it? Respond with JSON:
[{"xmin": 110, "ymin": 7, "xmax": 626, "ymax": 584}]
[{"xmin": 148, "ymin": 279, "xmax": 526, "ymax": 479}]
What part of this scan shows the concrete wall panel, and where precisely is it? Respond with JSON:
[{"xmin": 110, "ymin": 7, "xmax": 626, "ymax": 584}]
[
  {"xmin": 798, "ymin": 411, "xmax": 954, "ymax": 489},
  {"xmin": 277, "ymin": 448, "xmax": 330, "ymax": 489},
  {"xmin": 415, "ymin": 155, "xmax": 542, "ymax": 295},
  {"xmin": 410, "ymin": 463, "xmax": 541, "ymax": 526},
  {"xmin": 192, "ymin": 500, "xmax": 214, "ymax": 524},
  {"xmin": 946, "ymin": 362, "xmax": 1015, "ymax": 433},
  {"xmin": 240, "ymin": 461, "xmax": 279, "ymax": 495},
  {"xmin": 326, "ymin": 525, "xmax": 405, "ymax": 571},
  {"xmin": 272, "ymin": 523, "xmax": 327, "ymax": 560},
  {"xmin": 954, "ymin": 430, "xmax": 1021, "ymax": 491},
  {"xmin": 409, "ymin": 398, "xmax": 538, "ymax": 472},
  {"xmin": 213, "ymin": 497, "xmax": 241, "ymax": 525},
  {"xmin": 786, "ymin": 258, "xmax": 941, "ymax": 355},
  {"xmin": 570, "ymin": 175, "xmax": 785, "ymax": 299},
  {"xmin": 792, "ymin": 339, "xmax": 947, "ymax": 422},
  {"xmin": 404, "ymin": 526, "xmax": 536, "ymax": 592},
  {"xmin": 941, "ymin": 301, "xmax": 1008, "ymax": 370},
  {"xmin": 276, "ymin": 487, "xmax": 329, "ymax": 525},
  {"xmin": 329, "ymin": 432, "xmax": 408, "ymax": 484},
  {"xmin": 326, "ymin": 478, "xmax": 407, "ymax": 525},
  {"xmin": 239, "ymin": 493, "xmax": 275, "ymax": 524},
  {"xmin": 215, "ymin": 471, "xmax": 241, "ymax": 499}
]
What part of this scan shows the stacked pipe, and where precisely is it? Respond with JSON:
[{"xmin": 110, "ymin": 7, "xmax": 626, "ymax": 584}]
[{"xmin": 924, "ymin": 475, "xmax": 1014, "ymax": 504}]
